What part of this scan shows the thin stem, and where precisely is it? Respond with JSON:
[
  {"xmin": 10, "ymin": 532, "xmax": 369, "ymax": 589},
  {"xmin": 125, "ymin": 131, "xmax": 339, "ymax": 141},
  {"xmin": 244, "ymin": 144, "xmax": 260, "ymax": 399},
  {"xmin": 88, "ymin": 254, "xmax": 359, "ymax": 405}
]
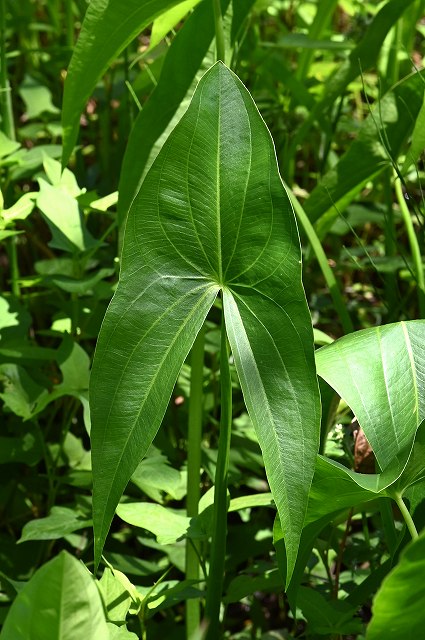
[
  {"xmin": 212, "ymin": 0, "xmax": 225, "ymax": 63},
  {"xmin": 394, "ymin": 172, "xmax": 425, "ymax": 317},
  {"xmin": 186, "ymin": 325, "xmax": 206, "ymax": 640},
  {"xmin": 8, "ymin": 237, "xmax": 20, "ymax": 298},
  {"xmin": 394, "ymin": 493, "xmax": 418, "ymax": 540},
  {"xmin": 379, "ymin": 497, "xmax": 398, "ymax": 555},
  {"xmin": 65, "ymin": 0, "xmax": 74, "ymax": 48},
  {"xmin": 0, "ymin": 0, "xmax": 15, "ymax": 140},
  {"xmin": 204, "ymin": 308, "xmax": 232, "ymax": 639},
  {"xmin": 288, "ymin": 187, "xmax": 354, "ymax": 334}
]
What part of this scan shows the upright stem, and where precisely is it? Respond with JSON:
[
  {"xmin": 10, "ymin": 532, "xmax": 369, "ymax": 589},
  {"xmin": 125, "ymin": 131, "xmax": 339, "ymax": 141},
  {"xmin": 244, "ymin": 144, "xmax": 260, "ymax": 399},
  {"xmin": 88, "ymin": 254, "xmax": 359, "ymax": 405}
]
[
  {"xmin": 204, "ymin": 308, "xmax": 232, "ymax": 639},
  {"xmin": 65, "ymin": 0, "xmax": 74, "ymax": 49},
  {"xmin": 394, "ymin": 172, "xmax": 425, "ymax": 317},
  {"xmin": 0, "ymin": 0, "xmax": 15, "ymax": 140},
  {"xmin": 394, "ymin": 492, "xmax": 418, "ymax": 540},
  {"xmin": 288, "ymin": 188, "xmax": 353, "ymax": 334},
  {"xmin": 185, "ymin": 326, "xmax": 206, "ymax": 639},
  {"xmin": 213, "ymin": 0, "xmax": 225, "ymax": 63}
]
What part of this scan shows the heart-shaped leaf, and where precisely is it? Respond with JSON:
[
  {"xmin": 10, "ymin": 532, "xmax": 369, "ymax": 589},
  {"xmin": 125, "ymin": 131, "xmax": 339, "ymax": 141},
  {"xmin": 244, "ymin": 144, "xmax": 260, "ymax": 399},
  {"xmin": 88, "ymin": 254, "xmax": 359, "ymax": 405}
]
[{"xmin": 90, "ymin": 62, "xmax": 320, "ymax": 581}]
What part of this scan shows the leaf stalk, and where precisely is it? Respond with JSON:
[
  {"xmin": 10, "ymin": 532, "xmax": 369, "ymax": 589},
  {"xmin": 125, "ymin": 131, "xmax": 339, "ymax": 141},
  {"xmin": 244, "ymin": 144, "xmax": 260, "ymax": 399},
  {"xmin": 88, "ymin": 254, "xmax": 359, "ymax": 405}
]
[
  {"xmin": 204, "ymin": 306, "xmax": 232, "ymax": 638},
  {"xmin": 186, "ymin": 325, "xmax": 206, "ymax": 638}
]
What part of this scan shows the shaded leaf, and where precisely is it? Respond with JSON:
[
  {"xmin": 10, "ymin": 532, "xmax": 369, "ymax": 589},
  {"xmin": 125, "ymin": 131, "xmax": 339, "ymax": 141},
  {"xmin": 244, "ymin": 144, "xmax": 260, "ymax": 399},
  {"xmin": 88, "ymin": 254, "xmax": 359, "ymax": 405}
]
[{"xmin": 366, "ymin": 530, "xmax": 425, "ymax": 640}]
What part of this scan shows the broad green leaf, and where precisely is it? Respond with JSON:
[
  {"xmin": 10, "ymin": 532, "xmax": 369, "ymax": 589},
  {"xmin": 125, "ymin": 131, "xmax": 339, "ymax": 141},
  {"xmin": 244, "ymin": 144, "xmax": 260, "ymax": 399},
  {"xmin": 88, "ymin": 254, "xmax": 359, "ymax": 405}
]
[
  {"xmin": 131, "ymin": 449, "xmax": 187, "ymax": 502},
  {"xmin": 117, "ymin": 0, "xmax": 231, "ymax": 224},
  {"xmin": 18, "ymin": 506, "xmax": 92, "ymax": 543},
  {"xmin": 36, "ymin": 179, "xmax": 97, "ymax": 253},
  {"xmin": 0, "ymin": 364, "xmax": 45, "ymax": 419},
  {"xmin": 62, "ymin": 0, "xmax": 185, "ymax": 165},
  {"xmin": 117, "ymin": 503, "xmax": 193, "ymax": 544},
  {"xmin": 305, "ymin": 70, "xmax": 425, "ymax": 232},
  {"xmin": 0, "ymin": 551, "xmax": 109, "ymax": 640},
  {"xmin": 390, "ymin": 421, "xmax": 425, "ymax": 496},
  {"xmin": 9, "ymin": 145, "xmax": 62, "ymax": 181},
  {"xmin": 366, "ymin": 529, "xmax": 425, "ymax": 640},
  {"xmin": 149, "ymin": 0, "xmax": 201, "ymax": 51},
  {"xmin": 19, "ymin": 75, "xmax": 59, "ymax": 119},
  {"xmin": 98, "ymin": 568, "xmax": 134, "ymax": 624},
  {"xmin": 316, "ymin": 321, "xmax": 425, "ymax": 472},
  {"xmin": 107, "ymin": 625, "xmax": 138, "ymax": 640},
  {"xmin": 0, "ymin": 132, "xmax": 20, "ymax": 159},
  {"xmin": 1, "ymin": 193, "xmax": 36, "ymax": 223},
  {"xmin": 90, "ymin": 63, "xmax": 320, "ymax": 581}
]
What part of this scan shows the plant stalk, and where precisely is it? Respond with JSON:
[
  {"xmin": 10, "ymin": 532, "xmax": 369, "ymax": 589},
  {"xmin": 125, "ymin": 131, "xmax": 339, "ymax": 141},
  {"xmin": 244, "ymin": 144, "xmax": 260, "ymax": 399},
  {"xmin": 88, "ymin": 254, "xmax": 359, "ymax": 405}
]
[
  {"xmin": 394, "ymin": 492, "xmax": 418, "ymax": 540},
  {"xmin": 204, "ymin": 308, "xmax": 232, "ymax": 639},
  {"xmin": 185, "ymin": 325, "xmax": 206, "ymax": 639},
  {"xmin": 0, "ymin": 0, "xmax": 15, "ymax": 141},
  {"xmin": 288, "ymin": 187, "xmax": 354, "ymax": 334},
  {"xmin": 394, "ymin": 172, "xmax": 425, "ymax": 317},
  {"xmin": 212, "ymin": 0, "xmax": 226, "ymax": 63}
]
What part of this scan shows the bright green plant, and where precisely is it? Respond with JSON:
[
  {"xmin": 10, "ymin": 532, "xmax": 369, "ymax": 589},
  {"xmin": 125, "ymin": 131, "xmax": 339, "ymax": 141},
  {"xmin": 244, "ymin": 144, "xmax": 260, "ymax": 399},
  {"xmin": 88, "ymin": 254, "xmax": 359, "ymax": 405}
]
[{"xmin": 89, "ymin": 60, "xmax": 321, "ymax": 634}]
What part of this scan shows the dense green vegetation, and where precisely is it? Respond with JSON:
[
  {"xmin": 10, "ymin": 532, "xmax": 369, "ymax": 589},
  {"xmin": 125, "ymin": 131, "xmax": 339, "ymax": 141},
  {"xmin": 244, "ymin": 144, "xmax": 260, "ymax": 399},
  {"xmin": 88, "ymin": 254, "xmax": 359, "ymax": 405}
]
[{"xmin": 0, "ymin": 1, "xmax": 425, "ymax": 638}]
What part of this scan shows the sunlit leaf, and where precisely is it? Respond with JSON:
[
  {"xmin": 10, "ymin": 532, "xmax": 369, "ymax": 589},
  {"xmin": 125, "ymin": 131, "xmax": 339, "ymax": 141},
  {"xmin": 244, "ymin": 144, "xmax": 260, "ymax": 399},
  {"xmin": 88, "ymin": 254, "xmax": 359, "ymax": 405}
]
[
  {"xmin": 0, "ymin": 551, "xmax": 109, "ymax": 640},
  {"xmin": 62, "ymin": 0, "xmax": 185, "ymax": 164},
  {"xmin": 316, "ymin": 321, "xmax": 425, "ymax": 472},
  {"xmin": 90, "ymin": 63, "xmax": 320, "ymax": 581}
]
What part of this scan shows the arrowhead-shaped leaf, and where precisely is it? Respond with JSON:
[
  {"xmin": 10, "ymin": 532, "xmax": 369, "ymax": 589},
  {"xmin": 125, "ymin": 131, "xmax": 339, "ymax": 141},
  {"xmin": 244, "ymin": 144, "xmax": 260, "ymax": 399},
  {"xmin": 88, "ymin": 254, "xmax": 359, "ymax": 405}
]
[
  {"xmin": 316, "ymin": 321, "xmax": 425, "ymax": 473},
  {"xmin": 90, "ymin": 62, "xmax": 320, "ymax": 580}
]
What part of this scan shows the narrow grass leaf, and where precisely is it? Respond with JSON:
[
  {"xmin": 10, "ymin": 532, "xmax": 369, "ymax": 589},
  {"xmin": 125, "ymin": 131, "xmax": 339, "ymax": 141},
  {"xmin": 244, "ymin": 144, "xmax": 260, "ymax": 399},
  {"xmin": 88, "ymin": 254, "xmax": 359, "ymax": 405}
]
[
  {"xmin": 61, "ymin": 0, "xmax": 184, "ymax": 165},
  {"xmin": 305, "ymin": 70, "xmax": 425, "ymax": 231}
]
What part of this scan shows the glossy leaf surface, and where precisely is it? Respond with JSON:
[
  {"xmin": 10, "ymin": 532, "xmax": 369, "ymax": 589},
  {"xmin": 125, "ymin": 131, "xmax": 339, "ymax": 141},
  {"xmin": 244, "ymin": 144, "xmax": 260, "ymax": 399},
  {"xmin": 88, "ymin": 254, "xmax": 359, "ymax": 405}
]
[
  {"xmin": 90, "ymin": 63, "xmax": 320, "ymax": 579},
  {"xmin": 0, "ymin": 551, "xmax": 108, "ymax": 640},
  {"xmin": 316, "ymin": 321, "xmax": 425, "ymax": 472}
]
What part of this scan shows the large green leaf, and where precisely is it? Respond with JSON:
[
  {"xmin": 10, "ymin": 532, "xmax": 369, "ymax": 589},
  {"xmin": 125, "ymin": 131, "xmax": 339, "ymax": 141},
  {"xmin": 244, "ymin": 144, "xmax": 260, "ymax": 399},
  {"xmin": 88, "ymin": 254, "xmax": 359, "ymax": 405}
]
[
  {"xmin": 61, "ymin": 0, "xmax": 184, "ymax": 165},
  {"xmin": 90, "ymin": 62, "xmax": 320, "ymax": 580},
  {"xmin": 316, "ymin": 321, "xmax": 425, "ymax": 472},
  {"xmin": 0, "ymin": 551, "xmax": 109, "ymax": 640},
  {"xmin": 366, "ymin": 529, "xmax": 425, "ymax": 640}
]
